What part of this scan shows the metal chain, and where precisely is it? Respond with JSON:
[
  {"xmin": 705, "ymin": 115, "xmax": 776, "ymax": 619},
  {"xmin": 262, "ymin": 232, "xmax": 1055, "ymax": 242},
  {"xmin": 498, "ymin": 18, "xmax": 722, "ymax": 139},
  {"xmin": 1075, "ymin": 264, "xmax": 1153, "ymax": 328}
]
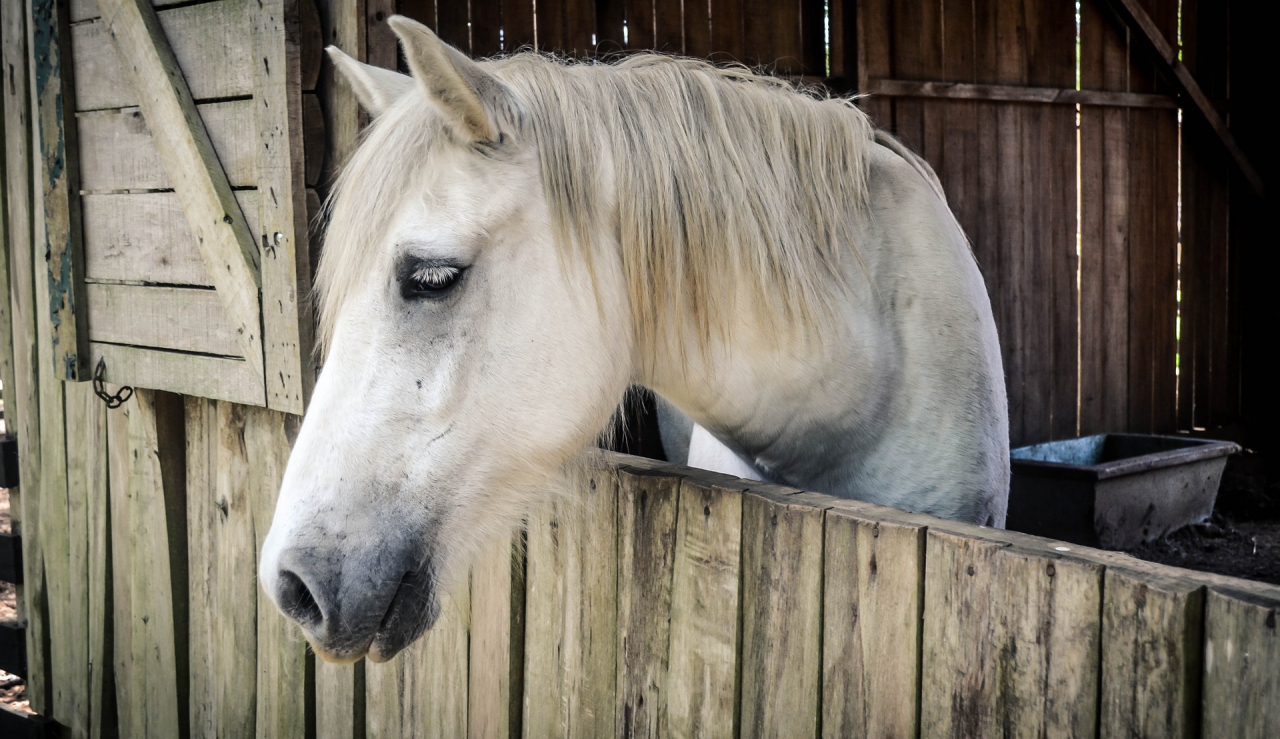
[{"xmin": 92, "ymin": 358, "xmax": 134, "ymax": 409}]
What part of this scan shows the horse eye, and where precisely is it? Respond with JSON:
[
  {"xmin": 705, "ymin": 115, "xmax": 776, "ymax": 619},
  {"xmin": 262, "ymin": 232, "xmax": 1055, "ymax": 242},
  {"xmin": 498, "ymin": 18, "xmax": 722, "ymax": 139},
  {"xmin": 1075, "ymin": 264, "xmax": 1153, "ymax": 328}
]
[{"xmin": 401, "ymin": 264, "xmax": 463, "ymax": 299}]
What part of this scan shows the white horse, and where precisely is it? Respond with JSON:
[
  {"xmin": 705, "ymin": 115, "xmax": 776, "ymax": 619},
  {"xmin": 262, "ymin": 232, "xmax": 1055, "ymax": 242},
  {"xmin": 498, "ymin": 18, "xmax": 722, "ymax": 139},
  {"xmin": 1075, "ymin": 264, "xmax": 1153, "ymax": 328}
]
[{"xmin": 260, "ymin": 16, "xmax": 1008, "ymax": 662}]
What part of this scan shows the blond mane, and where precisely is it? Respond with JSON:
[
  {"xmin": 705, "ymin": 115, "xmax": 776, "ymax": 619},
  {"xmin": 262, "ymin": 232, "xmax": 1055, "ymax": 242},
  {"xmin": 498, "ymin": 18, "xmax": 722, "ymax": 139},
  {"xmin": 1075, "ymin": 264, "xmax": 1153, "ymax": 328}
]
[{"xmin": 317, "ymin": 53, "xmax": 876, "ymax": 354}]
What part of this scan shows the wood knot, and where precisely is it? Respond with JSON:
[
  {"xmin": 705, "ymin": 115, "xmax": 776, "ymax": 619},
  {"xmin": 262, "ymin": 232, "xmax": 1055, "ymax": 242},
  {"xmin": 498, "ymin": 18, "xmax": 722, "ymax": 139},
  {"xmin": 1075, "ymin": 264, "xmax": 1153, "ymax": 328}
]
[
  {"xmin": 966, "ymin": 565, "xmax": 976, "ymax": 577},
  {"xmin": 703, "ymin": 505, "xmax": 711, "ymax": 517},
  {"xmin": 1046, "ymin": 563, "xmax": 1056, "ymax": 577},
  {"xmin": 868, "ymin": 556, "xmax": 877, "ymax": 576},
  {"xmin": 872, "ymin": 523, "xmax": 880, "ymax": 538},
  {"xmin": 1267, "ymin": 610, "xmax": 1276, "ymax": 630}
]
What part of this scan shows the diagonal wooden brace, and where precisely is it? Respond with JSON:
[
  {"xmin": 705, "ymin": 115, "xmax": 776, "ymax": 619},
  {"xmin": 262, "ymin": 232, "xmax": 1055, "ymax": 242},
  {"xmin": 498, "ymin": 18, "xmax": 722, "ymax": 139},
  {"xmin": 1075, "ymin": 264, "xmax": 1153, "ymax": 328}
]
[
  {"xmin": 95, "ymin": 0, "xmax": 265, "ymax": 379},
  {"xmin": 1100, "ymin": 0, "xmax": 1265, "ymax": 198}
]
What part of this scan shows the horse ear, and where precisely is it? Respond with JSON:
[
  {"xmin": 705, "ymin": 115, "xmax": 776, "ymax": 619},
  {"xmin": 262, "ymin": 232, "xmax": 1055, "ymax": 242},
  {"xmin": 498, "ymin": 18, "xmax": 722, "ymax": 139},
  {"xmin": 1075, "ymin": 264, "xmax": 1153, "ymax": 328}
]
[
  {"xmin": 387, "ymin": 15, "xmax": 504, "ymax": 143},
  {"xmin": 327, "ymin": 46, "xmax": 415, "ymax": 116}
]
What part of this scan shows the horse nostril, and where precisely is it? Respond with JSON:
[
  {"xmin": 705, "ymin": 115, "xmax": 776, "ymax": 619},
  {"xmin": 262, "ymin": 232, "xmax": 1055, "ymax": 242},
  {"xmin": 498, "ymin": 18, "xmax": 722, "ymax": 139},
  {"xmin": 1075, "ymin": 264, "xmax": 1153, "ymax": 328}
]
[{"xmin": 278, "ymin": 570, "xmax": 323, "ymax": 628}]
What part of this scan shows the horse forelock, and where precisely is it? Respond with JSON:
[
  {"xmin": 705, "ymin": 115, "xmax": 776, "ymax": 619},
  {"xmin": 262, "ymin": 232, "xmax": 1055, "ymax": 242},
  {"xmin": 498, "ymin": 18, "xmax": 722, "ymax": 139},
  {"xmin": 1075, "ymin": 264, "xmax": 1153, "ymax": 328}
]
[{"xmin": 316, "ymin": 52, "xmax": 877, "ymax": 357}]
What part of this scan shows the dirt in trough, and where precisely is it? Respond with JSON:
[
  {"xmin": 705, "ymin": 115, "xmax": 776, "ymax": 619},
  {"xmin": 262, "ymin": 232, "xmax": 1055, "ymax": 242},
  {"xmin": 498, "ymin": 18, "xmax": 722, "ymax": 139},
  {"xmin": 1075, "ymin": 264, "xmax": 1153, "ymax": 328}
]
[{"xmin": 1123, "ymin": 451, "xmax": 1280, "ymax": 587}]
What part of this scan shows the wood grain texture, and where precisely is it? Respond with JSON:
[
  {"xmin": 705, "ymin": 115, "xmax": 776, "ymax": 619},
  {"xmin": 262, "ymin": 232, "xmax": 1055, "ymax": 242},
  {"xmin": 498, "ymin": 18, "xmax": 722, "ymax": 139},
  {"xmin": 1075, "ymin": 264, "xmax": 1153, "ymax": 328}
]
[
  {"xmin": 252, "ymin": 0, "xmax": 313, "ymax": 413},
  {"xmin": 88, "ymin": 342, "xmax": 265, "ymax": 406},
  {"xmin": 994, "ymin": 547, "xmax": 1103, "ymax": 736},
  {"xmin": 96, "ymin": 0, "xmax": 265, "ymax": 381},
  {"xmin": 62, "ymin": 380, "xmax": 109, "ymax": 738},
  {"xmin": 186, "ymin": 398, "xmax": 258, "ymax": 737},
  {"xmin": 662, "ymin": 477, "xmax": 742, "ymax": 737},
  {"xmin": 615, "ymin": 468, "xmax": 680, "ymax": 738},
  {"xmin": 821, "ymin": 503, "xmax": 923, "ymax": 738},
  {"xmin": 107, "ymin": 389, "xmax": 188, "ymax": 739},
  {"xmin": 468, "ymin": 533, "xmax": 524, "ymax": 739},
  {"xmin": 1100, "ymin": 568, "xmax": 1203, "ymax": 739},
  {"xmin": 245, "ymin": 407, "xmax": 309, "ymax": 739},
  {"xmin": 316, "ymin": 660, "xmax": 364, "ymax": 739},
  {"xmin": 318, "ymin": 0, "xmax": 364, "ymax": 175},
  {"xmin": 738, "ymin": 488, "xmax": 824, "ymax": 738},
  {"xmin": 920, "ymin": 528, "xmax": 1008, "ymax": 737},
  {"xmin": 71, "ymin": 0, "xmax": 252, "ymax": 112},
  {"xmin": 34, "ymin": 0, "xmax": 89, "ymax": 380},
  {"xmin": 77, "ymin": 102, "xmax": 259, "ymax": 191},
  {"xmin": 522, "ymin": 467, "xmax": 618, "ymax": 738},
  {"xmin": 1201, "ymin": 586, "xmax": 1280, "ymax": 737},
  {"xmin": 85, "ymin": 282, "xmax": 243, "ymax": 357},
  {"xmin": 82, "ymin": 191, "xmax": 257, "ymax": 287}
]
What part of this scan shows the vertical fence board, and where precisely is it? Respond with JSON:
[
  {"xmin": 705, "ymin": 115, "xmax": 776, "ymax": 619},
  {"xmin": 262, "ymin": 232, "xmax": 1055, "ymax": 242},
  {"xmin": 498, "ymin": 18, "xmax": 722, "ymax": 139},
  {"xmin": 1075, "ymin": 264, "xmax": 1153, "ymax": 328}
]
[
  {"xmin": 522, "ymin": 466, "xmax": 618, "ymax": 737},
  {"xmin": 614, "ymin": 468, "xmax": 680, "ymax": 737},
  {"xmin": 1201, "ymin": 587, "xmax": 1280, "ymax": 737},
  {"xmin": 995, "ymin": 547, "xmax": 1103, "ymax": 735},
  {"xmin": 468, "ymin": 533, "xmax": 524, "ymax": 739},
  {"xmin": 316, "ymin": 661, "xmax": 364, "ymax": 739},
  {"xmin": 738, "ymin": 489, "xmax": 823, "ymax": 738},
  {"xmin": 246, "ymin": 407, "xmax": 309, "ymax": 739},
  {"xmin": 662, "ymin": 478, "xmax": 742, "ymax": 738},
  {"xmin": 821, "ymin": 503, "xmax": 923, "ymax": 739},
  {"xmin": 502, "ymin": 0, "xmax": 536, "ymax": 51},
  {"xmin": 108, "ymin": 389, "xmax": 186, "ymax": 739},
  {"xmin": 1100, "ymin": 568, "xmax": 1204, "ymax": 739},
  {"xmin": 65, "ymin": 382, "xmax": 109, "ymax": 739},
  {"xmin": 187, "ymin": 399, "xmax": 258, "ymax": 737},
  {"xmin": 920, "ymin": 528, "xmax": 1008, "ymax": 736}
]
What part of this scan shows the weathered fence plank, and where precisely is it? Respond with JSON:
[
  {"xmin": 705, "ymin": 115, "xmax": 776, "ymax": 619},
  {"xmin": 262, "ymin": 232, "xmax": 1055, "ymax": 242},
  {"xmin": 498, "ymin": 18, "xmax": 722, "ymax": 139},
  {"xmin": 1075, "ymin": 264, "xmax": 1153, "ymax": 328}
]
[
  {"xmin": 86, "ymin": 283, "xmax": 244, "ymax": 358},
  {"xmin": 468, "ymin": 533, "xmax": 524, "ymax": 739},
  {"xmin": 739, "ymin": 488, "xmax": 825, "ymax": 738},
  {"xmin": 995, "ymin": 547, "xmax": 1103, "ymax": 735},
  {"xmin": 107, "ymin": 389, "xmax": 187, "ymax": 739},
  {"xmin": 921, "ymin": 528, "xmax": 1008, "ymax": 736},
  {"xmin": 1201, "ymin": 586, "xmax": 1280, "ymax": 737},
  {"xmin": 1100, "ymin": 568, "xmax": 1204, "ymax": 739},
  {"xmin": 522, "ymin": 467, "xmax": 618, "ymax": 737},
  {"xmin": 81, "ymin": 191, "xmax": 254, "ymax": 287},
  {"xmin": 822, "ymin": 502, "xmax": 924, "ymax": 738},
  {"xmin": 187, "ymin": 398, "xmax": 258, "ymax": 737},
  {"xmin": 615, "ymin": 468, "xmax": 680, "ymax": 738},
  {"xmin": 662, "ymin": 476, "xmax": 743, "ymax": 738}
]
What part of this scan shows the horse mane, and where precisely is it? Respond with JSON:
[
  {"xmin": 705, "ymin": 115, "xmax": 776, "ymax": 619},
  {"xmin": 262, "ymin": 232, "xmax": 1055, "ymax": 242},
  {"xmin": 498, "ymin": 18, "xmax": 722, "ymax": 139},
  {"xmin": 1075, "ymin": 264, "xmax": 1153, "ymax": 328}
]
[{"xmin": 317, "ymin": 52, "xmax": 877, "ymax": 355}]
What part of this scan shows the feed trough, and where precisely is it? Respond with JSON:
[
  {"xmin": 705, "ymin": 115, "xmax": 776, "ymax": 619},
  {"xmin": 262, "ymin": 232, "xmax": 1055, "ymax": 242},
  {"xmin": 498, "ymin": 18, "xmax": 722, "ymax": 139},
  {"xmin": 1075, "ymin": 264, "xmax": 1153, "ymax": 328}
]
[{"xmin": 1005, "ymin": 434, "xmax": 1240, "ymax": 549}]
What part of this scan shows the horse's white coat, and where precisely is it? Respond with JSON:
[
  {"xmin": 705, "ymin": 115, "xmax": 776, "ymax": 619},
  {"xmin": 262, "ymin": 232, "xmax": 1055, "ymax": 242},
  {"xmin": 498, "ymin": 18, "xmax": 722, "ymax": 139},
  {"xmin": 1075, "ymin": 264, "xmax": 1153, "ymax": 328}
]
[{"xmin": 259, "ymin": 16, "xmax": 1009, "ymax": 661}]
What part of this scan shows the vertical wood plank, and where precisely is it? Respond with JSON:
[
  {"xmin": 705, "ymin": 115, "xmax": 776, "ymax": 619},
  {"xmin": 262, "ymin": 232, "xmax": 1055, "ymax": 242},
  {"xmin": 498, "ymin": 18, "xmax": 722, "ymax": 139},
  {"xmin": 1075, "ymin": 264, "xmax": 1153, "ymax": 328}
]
[
  {"xmin": 920, "ymin": 529, "xmax": 1007, "ymax": 737},
  {"xmin": 738, "ymin": 489, "xmax": 823, "ymax": 738},
  {"xmin": 187, "ymin": 398, "xmax": 258, "ymax": 737},
  {"xmin": 741, "ymin": 0, "xmax": 801, "ymax": 74},
  {"xmin": 501, "ymin": 0, "xmax": 536, "ymax": 52},
  {"xmin": 614, "ymin": 468, "xmax": 680, "ymax": 737},
  {"xmin": 468, "ymin": 533, "xmax": 524, "ymax": 739},
  {"xmin": 246, "ymin": 407, "xmax": 310, "ymax": 739},
  {"xmin": 435, "ymin": 0, "xmax": 470, "ymax": 52},
  {"xmin": 64, "ymin": 382, "xmax": 109, "ymax": 738},
  {"xmin": 662, "ymin": 477, "xmax": 741, "ymax": 738},
  {"xmin": 708, "ymin": 0, "xmax": 742, "ymax": 60},
  {"xmin": 564, "ymin": 0, "xmax": 594, "ymax": 57},
  {"xmin": 522, "ymin": 467, "xmax": 618, "ymax": 738},
  {"xmin": 683, "ymin": 0, "xmax": 711, "ymax": 58},
  {"xmin": 254, "ymin": 0, "xmax": 314, "ymax": 414},
  {"xmin": 108, "ymin": 389, "xmax": 187, "ymax": 739},
  {"xmin": 469, "ymin": 0, "xmax": 501, "ymax": 57},
  {"xmin": 365, "ymin": 0, "xmax": 395, "ymax": 70},
  {"xmin": 316, "ymin": 660, "xmax": 364, "ymax": 739},
  {"xmin": 1100, "ymin": 568, "xmax": 1203, "ymax": 739},
  {"xmin": 1201, "ymin": 587, "xmax": 1280, "ymax": 737},
  {"xmin": 821, "ymin": 505, "xmax": 923, "ymax": 738},
  {"xmin": 994, "ymin": 547, "xmax": 1103, "ymax": 735},
  {"xmin": 32, "ymin": 0, "xmax": 87, "ymax": 381}
]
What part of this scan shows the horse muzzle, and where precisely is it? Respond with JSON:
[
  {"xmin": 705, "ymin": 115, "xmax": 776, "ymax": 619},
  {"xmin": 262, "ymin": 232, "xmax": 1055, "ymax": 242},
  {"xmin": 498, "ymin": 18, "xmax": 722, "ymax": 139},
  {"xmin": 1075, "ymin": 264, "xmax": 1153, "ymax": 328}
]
[{"xmin": 267, "ymin": 537, "xmax": 441, "ymax": 663}]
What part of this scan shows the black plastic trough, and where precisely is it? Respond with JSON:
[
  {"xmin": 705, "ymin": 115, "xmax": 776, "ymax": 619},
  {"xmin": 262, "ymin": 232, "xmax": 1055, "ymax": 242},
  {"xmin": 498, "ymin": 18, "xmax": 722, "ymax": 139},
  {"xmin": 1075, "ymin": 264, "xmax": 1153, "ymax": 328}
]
[{"xmin": 1005, "ymin": 434, "xmax": 1240, "ymax": 549}]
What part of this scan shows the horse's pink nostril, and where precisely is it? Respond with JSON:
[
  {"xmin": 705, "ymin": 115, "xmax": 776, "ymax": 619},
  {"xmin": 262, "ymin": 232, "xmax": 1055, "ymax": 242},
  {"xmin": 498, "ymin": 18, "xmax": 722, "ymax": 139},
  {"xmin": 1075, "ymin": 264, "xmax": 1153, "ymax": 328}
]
[{"xmin": 277, "ymin": 570, "xmax": 323, "ymax": 629}]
